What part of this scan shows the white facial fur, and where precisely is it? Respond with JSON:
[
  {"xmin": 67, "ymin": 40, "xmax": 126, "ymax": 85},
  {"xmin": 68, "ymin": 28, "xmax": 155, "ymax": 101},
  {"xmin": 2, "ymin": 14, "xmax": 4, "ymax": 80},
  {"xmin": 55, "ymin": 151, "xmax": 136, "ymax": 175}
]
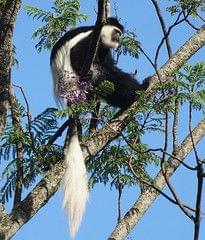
[{"xmin": 101, "ymin": 25, "xmax": 122, "ymax": 48}]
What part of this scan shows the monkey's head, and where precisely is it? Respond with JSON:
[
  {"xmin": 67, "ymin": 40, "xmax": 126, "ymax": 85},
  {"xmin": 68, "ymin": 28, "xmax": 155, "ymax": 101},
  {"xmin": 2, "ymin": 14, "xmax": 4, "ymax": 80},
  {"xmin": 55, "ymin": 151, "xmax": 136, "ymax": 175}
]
[{"xmin": 100, "ymin": 18, "xmax": 124, "ymax": 49}]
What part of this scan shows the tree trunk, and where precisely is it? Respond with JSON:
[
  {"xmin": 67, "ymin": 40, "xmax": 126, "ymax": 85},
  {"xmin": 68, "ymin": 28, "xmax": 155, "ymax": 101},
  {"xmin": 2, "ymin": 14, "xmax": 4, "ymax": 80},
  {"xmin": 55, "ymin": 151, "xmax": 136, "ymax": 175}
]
[{"xmin": 0, "ymin": 0, "xmax": 21, "ymax": 138}]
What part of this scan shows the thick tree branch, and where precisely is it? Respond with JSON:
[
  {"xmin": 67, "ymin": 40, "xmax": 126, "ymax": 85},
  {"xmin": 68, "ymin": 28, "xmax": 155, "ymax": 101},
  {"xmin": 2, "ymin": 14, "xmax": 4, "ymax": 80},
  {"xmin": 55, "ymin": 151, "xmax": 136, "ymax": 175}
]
[
  {"xmin": 108, "ymin": 119, "xmax": 205, "ymax": 240},
  {"xmin": 0, "ymin": 161, "xmax": 64, "ymax": 240},
  {"xmin": 82, "ymin": 25, "xmax": 205, "ymax": 160},
  {"xmin": 0, "ymin": 203, "xmax": 7, "ymax": 221},
  {"xmin": 0, "ymin": 20, "xmax": 205, "ymax": 240},
  {"xmin": 149, "ymin": 25, "xmax": 205, "ymax": 87},
  {"xmin": 128, "ymin": 159, "xmax": 196, "ymax": 213},
  {"xmin": 0, "ymin": 0, "xmax": 21, "ymax": 139}
]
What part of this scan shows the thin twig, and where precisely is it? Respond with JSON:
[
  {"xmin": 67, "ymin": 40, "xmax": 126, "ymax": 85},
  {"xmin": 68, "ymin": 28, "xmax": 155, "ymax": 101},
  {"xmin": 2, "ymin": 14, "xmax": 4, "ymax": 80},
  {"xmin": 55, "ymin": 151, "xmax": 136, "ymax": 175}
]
[
  {"xmin": 154, "ymin": 11, "xmax": 189, "ymax": 65},
  {"xmin": 181, "ymin": 10, "xmax": 199, "ymax": 31},
  {"xmin": 185, "ymin": 18, "xmax": 199, "ymax": 31},
  {"xmin": 189, "ymin": 103, "xmax": 200, "ymax": 164},
  {"xmin": 12, "ymin": 83, "xmax": 35, "ymax": 150},
  {"xmin": 150, "ymin": 0, "xmax": 172, "ymax": 63},
  {"xmin": 196, "ymin": 13, "xmax": 205, "ymax": 23},
  {"xmin": 172, "ymin": 98, "xmax": 179, "ymax": 153},
  {"xmin": 147, "ymin": 148, "xmax": 197, "ymax": 171},
  {"xmin": 162, "ymin": 110, "xmax": 169, "ymax": 162},
  {"xmin": 161, "ymin": 164, "xmax": 195, "ymax": 220},
  {"xmin": 128, "ymin": 160, "xmax": 196, "ymax": 213},
  {"xmin": 8, "ymin": 89, "xmax": 24, "ymax": 208}
]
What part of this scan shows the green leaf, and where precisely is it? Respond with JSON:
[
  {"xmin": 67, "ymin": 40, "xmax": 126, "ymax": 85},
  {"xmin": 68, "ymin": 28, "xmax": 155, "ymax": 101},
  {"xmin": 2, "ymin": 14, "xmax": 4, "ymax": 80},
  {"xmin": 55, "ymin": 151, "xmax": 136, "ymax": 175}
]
[
  {"xmin": 117, "ymin": 30, "xmax": 141, "ymax": 59},
  {"xmin": 25, "ymin": 0, "xmax": 88, "ymax": 52}
]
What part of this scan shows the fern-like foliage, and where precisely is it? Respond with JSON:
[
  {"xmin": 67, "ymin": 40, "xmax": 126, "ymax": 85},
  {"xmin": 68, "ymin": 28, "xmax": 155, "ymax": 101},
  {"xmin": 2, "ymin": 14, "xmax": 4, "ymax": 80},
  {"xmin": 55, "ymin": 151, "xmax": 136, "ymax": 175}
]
[
  {"xmin": 177, "ymin": 62, "xmax": 205, "ymax": 111},
  {"xmin": 0, "ymin": 103, "xmax": 62, "ymax": 204},
  {"xmin": 25, "ymin": 0, "xmax": 88, "ymax": 52},
  {"xmin": 88, "ymin": 140, "xmax": 159, "ymax": 191}
]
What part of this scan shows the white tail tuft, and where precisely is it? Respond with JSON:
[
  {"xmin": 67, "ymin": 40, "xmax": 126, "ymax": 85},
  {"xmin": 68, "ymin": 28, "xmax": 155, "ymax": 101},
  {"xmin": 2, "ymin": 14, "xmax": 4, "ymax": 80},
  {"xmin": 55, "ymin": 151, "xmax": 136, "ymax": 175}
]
[{"xmin": 62, "ymin": 133, "xmax": 89, "ymax": 239}]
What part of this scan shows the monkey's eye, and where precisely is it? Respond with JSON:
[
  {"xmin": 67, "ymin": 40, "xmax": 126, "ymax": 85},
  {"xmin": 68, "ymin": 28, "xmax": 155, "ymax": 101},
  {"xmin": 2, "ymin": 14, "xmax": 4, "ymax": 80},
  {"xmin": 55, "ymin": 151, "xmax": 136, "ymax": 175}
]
[{"xmin": 115, "ymin": 29, "xmax": 122, "ymax": 37}]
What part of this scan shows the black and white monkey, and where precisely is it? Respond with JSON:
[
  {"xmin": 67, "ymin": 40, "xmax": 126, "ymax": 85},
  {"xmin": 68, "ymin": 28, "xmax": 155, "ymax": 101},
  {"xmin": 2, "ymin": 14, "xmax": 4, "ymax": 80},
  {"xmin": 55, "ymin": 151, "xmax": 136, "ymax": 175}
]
[{"xmin": 50, "ymin": 18, "xmax": 149, "ymax": 238}]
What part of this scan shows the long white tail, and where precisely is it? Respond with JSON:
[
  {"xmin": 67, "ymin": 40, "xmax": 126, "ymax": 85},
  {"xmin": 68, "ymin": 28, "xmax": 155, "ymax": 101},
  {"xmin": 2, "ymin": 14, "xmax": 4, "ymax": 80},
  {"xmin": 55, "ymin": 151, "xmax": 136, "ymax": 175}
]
[{"xmin": 62, "ymin": 132, "xmax": 89, "ymax": 238}]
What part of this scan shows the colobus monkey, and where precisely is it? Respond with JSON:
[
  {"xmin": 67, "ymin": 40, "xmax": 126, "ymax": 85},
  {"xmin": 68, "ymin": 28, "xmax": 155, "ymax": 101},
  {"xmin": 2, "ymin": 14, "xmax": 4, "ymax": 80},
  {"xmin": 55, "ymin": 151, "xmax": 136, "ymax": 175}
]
[{"xmin": 50, "ymin": 18, "xmax": 149, "ymax": 238}]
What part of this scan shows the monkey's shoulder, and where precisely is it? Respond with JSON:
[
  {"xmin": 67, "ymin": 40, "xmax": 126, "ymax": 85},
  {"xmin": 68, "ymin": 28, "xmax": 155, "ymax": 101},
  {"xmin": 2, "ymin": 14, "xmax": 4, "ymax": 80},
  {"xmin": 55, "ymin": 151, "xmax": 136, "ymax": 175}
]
[{"xmin": 51, "ymin": 26, "xmax": 94, "ymax": 62}]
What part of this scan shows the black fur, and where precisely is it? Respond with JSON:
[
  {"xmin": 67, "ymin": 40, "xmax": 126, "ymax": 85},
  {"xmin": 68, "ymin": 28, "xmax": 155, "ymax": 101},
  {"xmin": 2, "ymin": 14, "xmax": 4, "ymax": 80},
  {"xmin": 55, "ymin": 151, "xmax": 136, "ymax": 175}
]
[
  {"xmin": 50, "ymin": 26, "xmax": 93, "ymax": 63},
  {"xmin": 50, "ymin": 18, "xmax": 149, "ymax": 109},
  {"xmin": 106, "ymin": 17, "xmax": 124, "ymax": 33}
]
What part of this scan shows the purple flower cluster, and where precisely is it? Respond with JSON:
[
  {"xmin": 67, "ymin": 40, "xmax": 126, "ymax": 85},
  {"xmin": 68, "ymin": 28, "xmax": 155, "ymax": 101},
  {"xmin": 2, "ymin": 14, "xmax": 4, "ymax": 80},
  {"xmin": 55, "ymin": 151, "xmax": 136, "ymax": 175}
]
[
  {"xmin": 58, "ymin": 71, "xmax": 93, "ymax": 104},
  {"xmin": 67, "ymin": 80, "xmax": 93, "ymax": 104},
  {"xmin": 80, "ymin": 112, "xmax": 92, "ymax": 120}
]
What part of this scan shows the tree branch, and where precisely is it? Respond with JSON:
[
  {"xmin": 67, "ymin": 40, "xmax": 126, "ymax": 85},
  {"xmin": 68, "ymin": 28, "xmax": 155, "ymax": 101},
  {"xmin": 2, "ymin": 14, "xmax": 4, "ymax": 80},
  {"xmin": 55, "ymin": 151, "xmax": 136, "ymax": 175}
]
[
  {"xmin": 0, "ymin": 18, "xmax": 205, "ymax": 240},
  {"xmin": 161, "ymin": 165, "xmax": 194, "ymax": 220},
  {"xmin": 0, "ymin": 203, "xmax": 7, "ymax": 221},
  {"xmin": 0, "ymin": 161, "xmax": 64, "ymax": 240},
  {"xmin": 80, "ymin": 0, "xmax": 107, "ymax": 76},
  {"xmin": 128, "ymin": 159, "xmax": 196, "ymax": 213},
  {"xmin": 194, "ymin": 163, "xmax": 204, "ymax": 240},
  {"xmin": 0, "ymin": 0, "xmax": 21, "ymax": 139},
  {"xmin": 108, "ymin": 119, "xmax": 205, "ymax": 240},
  {"xmin": 150, "ymin": 0, "xmax": 173, "ymax": 62},
  {"xmin": 83, "ymin": 26, "xmax": 205, "ymax": 159},
  {"xmin": 9, "ymin": 91, "xmax": 24, "ymax": 208}
]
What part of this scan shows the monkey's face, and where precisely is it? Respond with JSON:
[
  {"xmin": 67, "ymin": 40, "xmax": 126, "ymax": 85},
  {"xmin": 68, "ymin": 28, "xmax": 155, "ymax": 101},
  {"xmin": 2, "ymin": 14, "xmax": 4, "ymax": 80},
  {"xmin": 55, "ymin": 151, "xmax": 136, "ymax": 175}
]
[{"xmin": 101, "ymin": 25, "xmax": 122, "ymax": 48}]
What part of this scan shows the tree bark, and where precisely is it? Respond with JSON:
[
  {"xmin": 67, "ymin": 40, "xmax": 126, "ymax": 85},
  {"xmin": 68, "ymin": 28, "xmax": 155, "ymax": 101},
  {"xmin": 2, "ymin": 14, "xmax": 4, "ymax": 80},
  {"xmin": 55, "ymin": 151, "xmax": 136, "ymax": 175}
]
[
  {"xmin": 0, "ymin": 27, "xmax": 205, "ymax": 238},
  {"xmin": 108, "ymin": 119, "xmax": 205, "ymax": 240},
  {"xmin": 0, "ymin": 0, "xmax": 21, "ymax": 138},
  {"xmin": 0, "ymin": 161, "xmax": 64, "ymax": 240},
  {"xmin": 83, "ymin": 26, "xmax": 205, "ymax": 159}
]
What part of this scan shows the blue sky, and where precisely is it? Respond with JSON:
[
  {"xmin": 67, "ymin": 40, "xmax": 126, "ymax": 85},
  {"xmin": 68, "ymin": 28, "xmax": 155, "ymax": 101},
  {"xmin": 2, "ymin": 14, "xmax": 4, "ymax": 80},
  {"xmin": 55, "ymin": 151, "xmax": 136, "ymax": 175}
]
[{"xmin": 8, "ymin": 0, "xmax": 205, "ymax": 239}]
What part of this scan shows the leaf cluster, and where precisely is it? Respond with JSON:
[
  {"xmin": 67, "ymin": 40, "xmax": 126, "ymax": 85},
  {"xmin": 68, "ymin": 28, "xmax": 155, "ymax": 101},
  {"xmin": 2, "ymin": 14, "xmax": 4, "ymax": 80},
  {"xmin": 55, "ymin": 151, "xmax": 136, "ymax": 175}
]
[
  {"xmin": 117, "ymin": 30, "xmax": 141, "ymax": 59},
  {"xmin": 62, "ymin": 61, "xmax": 205, "ymax": 192},
  {"xmin": 0, "ymin": 104, "xmax": 62, "ymax": 204},
  {"xmin": 25, "ymin": 0, "xmax": 88, "ymax": 52},
  {"xmin": 167, "ymin": 0, "xmax": 205, "ymax": 16},
  {"xmin": 88, "ymin": 140, "xmax": 159, "ymax": 190},
  {"xmin": 5, "ymin": 0, "xmax": 205, "ymax": 200},
  {"xmin": 177, "ymin": 62, "xmax": 205, "ymax": 111}
]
